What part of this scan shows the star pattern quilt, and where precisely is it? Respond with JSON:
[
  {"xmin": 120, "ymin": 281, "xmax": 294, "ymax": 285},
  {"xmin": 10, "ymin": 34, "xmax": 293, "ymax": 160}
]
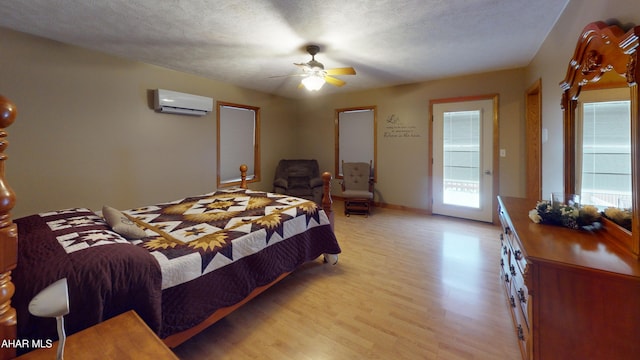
[
  {"xmin": 123, "ymin": 188, "xmax": 334, "ymax": 289},
  {"xmin": 13, "ymin": 188, "xmax": 341, "ymax": 346}
]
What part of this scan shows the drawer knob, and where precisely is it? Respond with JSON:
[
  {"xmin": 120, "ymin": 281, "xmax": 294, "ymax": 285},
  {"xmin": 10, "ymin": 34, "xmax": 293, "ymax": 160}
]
[
  {"xmin": 514, "ymin": 249, "xmax": 523, "ymax": 260},
  {"xmin": 517, "ymin": 325, "xmax": 525, "ymax": 340},
  {"xmin": 518, "ymin": 288, "xmax": 527, "ymax": 303}
]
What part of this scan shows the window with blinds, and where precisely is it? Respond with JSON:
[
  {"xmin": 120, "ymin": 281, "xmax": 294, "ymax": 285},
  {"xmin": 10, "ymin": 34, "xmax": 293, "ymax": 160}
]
[
  {"xmin": 217, "ymin": 102, "xmax": 260, "ymax": 187},
  {"xmin": 580, "ymin": 99, "xmax": 631, "ymax": 208},
  {"xmin": 335, "ymin": 106, "xmax": 376, "ymax": 179}
]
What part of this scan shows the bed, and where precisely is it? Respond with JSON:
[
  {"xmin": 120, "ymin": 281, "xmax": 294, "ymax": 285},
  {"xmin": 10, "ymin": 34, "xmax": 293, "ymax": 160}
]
[{"xmin": 0, "ymin": 95, "xmax": 341, "ymax": 359}]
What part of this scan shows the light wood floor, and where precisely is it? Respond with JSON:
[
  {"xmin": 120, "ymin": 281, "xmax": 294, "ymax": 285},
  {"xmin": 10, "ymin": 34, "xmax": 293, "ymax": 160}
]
[{"xmin": 172, "ymin": 202, "xmax": 521, "ymax": 359}]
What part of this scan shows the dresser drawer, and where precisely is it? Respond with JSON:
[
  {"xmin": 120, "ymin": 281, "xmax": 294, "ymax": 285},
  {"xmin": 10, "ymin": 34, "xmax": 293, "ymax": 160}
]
[
  {"xmin": 499, "ymin": 209, "xmax": 528, "ymax": 275},
  {"xmin": 500, "ymin": 234, "xmax": 510, "ymax": 282},
  {"xmin": 510, "ymin": 235, "xmax": 527, "ymax": 276},
  {"xmin": 507, "ymin": 238, "xmax": 529, "ymax": 328},
  {"xmin": 498, "ymin": 199, "xmax": 531, "ymax": 360},
  {"xmin": 503, "ymin": 271, "xmax": 530, "ymax": 360},
  {"xmin": 510, "ymin": 274, "xmax": 530, "ymax": 329},
  {"xmin": 510, "ymin": 281, "xmax": 531, "ymax": 360}
]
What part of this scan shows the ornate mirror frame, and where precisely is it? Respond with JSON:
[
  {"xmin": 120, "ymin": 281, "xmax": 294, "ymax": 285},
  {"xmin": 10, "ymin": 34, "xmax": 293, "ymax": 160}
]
[{"xmin": 560, "ymin": 21, "xmax": 640, "ymax": 257}]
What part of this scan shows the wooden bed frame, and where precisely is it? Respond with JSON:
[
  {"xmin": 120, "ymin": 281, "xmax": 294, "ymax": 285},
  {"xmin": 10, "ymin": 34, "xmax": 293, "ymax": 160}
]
[{"xmin": 0, "ymin": 95, "xmax": 335, "ymax": 358}]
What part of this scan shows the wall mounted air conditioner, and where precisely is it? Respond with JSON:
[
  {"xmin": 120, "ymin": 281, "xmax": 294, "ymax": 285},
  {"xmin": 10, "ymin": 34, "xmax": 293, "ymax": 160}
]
[{"xmin": 154, "ymin": 89, "xmax": 213, "ymax": 116}]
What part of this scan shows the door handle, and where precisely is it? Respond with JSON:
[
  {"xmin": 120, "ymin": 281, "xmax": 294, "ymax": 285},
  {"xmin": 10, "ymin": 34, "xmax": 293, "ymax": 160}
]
[{"xmin": 484, "ymin": 170, "xmax": 492, "ymax": 175}]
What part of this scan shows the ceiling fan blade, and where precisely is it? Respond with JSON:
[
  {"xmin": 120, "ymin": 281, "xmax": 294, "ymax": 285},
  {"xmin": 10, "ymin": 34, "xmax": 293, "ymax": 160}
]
[
  {"xmin": 325, "ymin": 76, "xmax": 346, "ymax": 87},
  {"xmin": 325, "ymin": 67, "xmax": 356, "ymax": 76},
  {"xmin": 269, "ymin": 73, "xmax": 305, "ymax": 79}
]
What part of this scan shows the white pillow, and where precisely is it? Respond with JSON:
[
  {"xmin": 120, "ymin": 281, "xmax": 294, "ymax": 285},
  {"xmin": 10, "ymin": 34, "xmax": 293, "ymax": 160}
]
[{"xmin": 102, "ymin": 205, "xmax": 147, "ymax": 240}]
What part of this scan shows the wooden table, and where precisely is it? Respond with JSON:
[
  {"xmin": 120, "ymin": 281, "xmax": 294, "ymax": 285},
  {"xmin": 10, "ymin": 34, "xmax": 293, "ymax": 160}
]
[{"xmin": 16, "ymin": 311, "xmax": 178, "ymax": 359}]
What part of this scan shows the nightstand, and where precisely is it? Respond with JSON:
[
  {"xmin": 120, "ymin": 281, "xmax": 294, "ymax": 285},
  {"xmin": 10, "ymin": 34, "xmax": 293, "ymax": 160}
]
[{"xmin": 16, "ymin": 310, "xmax": 178, "ymax": 359}]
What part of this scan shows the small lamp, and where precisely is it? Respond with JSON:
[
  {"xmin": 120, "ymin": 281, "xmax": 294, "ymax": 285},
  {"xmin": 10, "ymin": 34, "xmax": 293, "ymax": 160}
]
[{"xmin": 28, "ymin": 278, "xmax": 70, "ymax": 360}]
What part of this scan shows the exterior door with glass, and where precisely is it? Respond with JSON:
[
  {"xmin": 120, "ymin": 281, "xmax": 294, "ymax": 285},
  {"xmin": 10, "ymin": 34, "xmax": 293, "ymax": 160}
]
[{"xmin": 432, "ymin": 97, "xmax": 496, "ymax": 222}]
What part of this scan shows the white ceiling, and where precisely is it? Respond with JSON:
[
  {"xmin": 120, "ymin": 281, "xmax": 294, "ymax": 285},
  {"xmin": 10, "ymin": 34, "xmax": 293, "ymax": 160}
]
[{"xmin": 0, "ymin": 0, "xmax": 569, "ymax": 99}]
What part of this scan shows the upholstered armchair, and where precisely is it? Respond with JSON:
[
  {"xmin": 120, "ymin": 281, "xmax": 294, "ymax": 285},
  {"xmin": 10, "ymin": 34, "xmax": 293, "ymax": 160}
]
[
  {"xmin": 341, "ymin": 161, "xmax": 374, "ymax": 216},
  {"xmin": 273, "ymin": 159, "xmax": 324, "ymax": 205}
]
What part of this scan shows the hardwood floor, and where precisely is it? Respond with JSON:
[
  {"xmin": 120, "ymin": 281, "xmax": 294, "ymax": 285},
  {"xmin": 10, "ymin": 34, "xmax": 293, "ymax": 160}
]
[{"xmin": 172, "ymin": 202, "xmax": 521, "ymax": 359}]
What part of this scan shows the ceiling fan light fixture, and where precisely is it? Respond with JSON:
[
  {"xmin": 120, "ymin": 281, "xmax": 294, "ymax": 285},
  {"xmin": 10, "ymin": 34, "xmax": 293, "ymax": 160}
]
[
  {"xmin": 272, "ymin": 44, "xmax": 354, "ymax": 91},
  {"xmin": 301, "ymin": 73, "xmax": 325, "ymax": 91}
]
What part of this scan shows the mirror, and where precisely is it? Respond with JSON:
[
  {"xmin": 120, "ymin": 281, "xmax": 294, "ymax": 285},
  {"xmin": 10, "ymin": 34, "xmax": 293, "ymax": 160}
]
[
  {"xmin": 560, "ymin": 21, "xmax": 640, "ymax": 257},
  {"xmin": 575, "ymin": 82, "xmax": 631, "ymax": 211}
]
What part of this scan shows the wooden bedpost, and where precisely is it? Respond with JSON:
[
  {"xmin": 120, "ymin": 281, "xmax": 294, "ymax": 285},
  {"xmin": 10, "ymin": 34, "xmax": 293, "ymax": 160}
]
[
  {"xmin": 239, "ymin": 164, "xmax": 248, "ymax": 189},
  {"xmin": 0, "ymin": 95, "xmax": 18, "ymax": 360},
  {"xmin": 321, "ymin": 172, "xmax": 334, "ymax": 230}
]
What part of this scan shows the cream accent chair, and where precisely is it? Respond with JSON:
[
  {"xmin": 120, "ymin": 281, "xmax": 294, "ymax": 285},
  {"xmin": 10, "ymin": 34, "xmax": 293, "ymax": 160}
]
[{"xmin": 341, "ymin": 160, "xmax": 374, "ymax": 216}]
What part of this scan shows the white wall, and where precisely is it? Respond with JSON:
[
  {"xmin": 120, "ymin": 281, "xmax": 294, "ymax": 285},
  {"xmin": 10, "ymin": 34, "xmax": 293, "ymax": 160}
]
[
  {"xmin": 0, "ymin": 27, "xmax": 298, "ymax": 217},
  {"xmin": 1, "ymin": 26, "xmax": 530, "ymax": 218},
  {"xmin": 298, "ymin": 69, "xmax": 527, "ymax": 211}
]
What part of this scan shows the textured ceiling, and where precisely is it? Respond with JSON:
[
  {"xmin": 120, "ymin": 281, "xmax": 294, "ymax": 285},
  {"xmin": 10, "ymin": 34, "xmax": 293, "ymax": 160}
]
[{"xmin": 0, "ymin": 0, "xmax": 569, "ymax": 99}]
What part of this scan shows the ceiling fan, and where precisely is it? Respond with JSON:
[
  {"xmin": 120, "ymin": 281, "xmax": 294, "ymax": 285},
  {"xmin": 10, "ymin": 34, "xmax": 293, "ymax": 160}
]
[{"xmin": 272, "ymin": 45, "xmax": 356, "ymax": 91}]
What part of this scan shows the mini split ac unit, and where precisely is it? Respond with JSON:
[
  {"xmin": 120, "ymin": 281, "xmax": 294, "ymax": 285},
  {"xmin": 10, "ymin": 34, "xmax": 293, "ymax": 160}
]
[{"xmin": 154, "ymin": 89, "xmax": 213, "ymax": 116}]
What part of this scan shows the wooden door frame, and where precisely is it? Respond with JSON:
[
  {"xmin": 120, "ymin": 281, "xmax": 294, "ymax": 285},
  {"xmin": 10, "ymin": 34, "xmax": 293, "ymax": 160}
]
[
  {"xmin": 525, "ymin": 79, "xmax": 542, "ymax": 200},
  {"xmin": 429, "ymin": 94, "xmax": 500, "ymax": 224}
]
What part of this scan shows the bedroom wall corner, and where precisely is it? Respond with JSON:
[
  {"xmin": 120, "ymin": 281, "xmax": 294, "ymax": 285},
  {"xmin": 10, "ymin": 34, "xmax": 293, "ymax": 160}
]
[
  {"xmin": 296, "ymin": 68, "xmax": 528, "ymax": 213},
  {"xmin": 0, "ymin": 26, "xmax": 297, "ymax": 217},
  {"xmin": 524, "ymin": 0, "xmax": 640, "ymax": 200}
]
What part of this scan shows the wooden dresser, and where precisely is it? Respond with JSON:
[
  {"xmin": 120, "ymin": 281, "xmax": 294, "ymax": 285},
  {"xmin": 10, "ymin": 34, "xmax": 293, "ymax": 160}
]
[{"xmin": 498, "ymin": 196, "xmax": 640, "ymax": 360}]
